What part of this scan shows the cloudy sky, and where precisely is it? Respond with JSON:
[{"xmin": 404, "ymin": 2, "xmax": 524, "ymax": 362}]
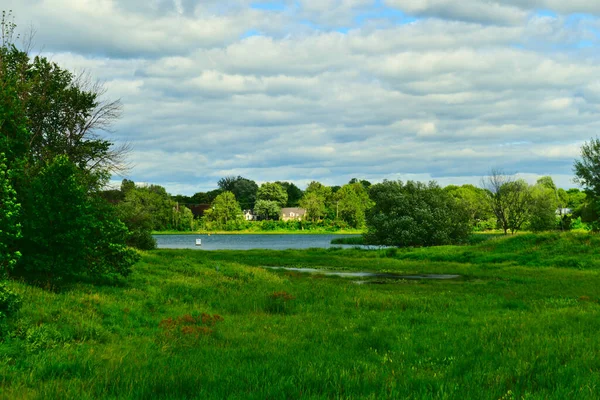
[{"xmin": 5, "ymin": 0, "xmax": 600, "ymax": 194}]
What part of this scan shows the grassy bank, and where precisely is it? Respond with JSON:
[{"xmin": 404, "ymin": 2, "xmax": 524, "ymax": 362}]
[{"xmin": 1, "ymin": 232, "xmax": 600, "ymax": 399}]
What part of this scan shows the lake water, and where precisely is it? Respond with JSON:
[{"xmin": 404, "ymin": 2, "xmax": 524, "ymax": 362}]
[{"xmin": 154, "ymin": 234, "xmax": 362, "ymax": 250}]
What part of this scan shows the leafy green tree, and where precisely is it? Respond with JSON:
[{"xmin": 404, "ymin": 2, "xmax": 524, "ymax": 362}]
[
  {"xmin": 365, "ymin": 180, "xmax": 471, "ymax": 247},
  {"xmin": 191, "ymin": 189, "xmax": 222, "ymax": 204},
  {"xmin": 1, "ymin": 23, "xmax": 138, "ymax": 282},
  {"xmin": 204, "ymin": 191, "xmax": 243, "ymax": 229},
  {"xmin": 275, "ymin": 181, "xmax": 303, "ymax": 207},
  {"xmin": 445, "ymin": 184, "xmax": 494, "ymax": 230},
  {"xmin": 257, "ymin": 182, "xmax": 287, "ymax": 208},
  {"xmin": 218, "ymin": 176, "xmax": 258, "ymax": 209},
  {"xmin": 254, "ymin": 199, "xmax": 281, "ymax": 220},
  {"xmin": 0, "ymin": 153, "xmax": 21, "ymax": 277},
  {"xmin": 528, "ymin": 183, "xmax": 558, "ymax": 232},
  {"xmin": 484, "ymin": 171, "xmax": 533, "ymax": 234},
  {"xmin": 15, "ymin": 156, "xmax": 138, "ymax": 281},
  {"xmin": 574, "ymin": 138, "xmax": 600, "ymax": 229},
  {"xmin": 574, "ymin": 138, "xmax": 600, "ymax": 197},
  {"xmin": 334, "ymin": 182, "xmax": 373, "ymax": 228},
  {"xmin": 300, "ymin": 181, "xmax": 333, "ymax": 222}
]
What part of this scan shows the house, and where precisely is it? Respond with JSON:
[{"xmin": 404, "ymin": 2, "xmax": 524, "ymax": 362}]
[
  {"xmin": 281, "ymin": 207, "xmax": 306, "ymax": 221},
  {"xmin": 243, "ymin": 209, "xmax": 257, "ymax": 221},
  {"xmin": 555, "ymin": 208, "xmax": 572, "ymax": 216}
]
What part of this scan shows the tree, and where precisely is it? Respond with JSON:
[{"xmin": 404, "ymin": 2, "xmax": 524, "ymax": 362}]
[
  {"xmin": 574, "ymin": 138, "xmax": 600, "ymax": 229},
  {"xmin": 218, "ymin": 176, "xmax": 258, "ymax": 210},
  {"xmin": 0, "ymin": 153, "xmax": 21, "ymax": 277},
  {"xmin": 254, "ymin": 199, "xmax": 281, "ymax": 220},
  {"xmin": 483, "ymin": 170, "xmax": 532, "ymax": 234},
  {"xmin": 15, "ymin": 156, "xmax": 138, "ymax": 281},
  {"xmin": 191, "ymin": 189, "xmax": 222, "ymax": 205},
  {"xmin": 204, "ymin": 191, "xmax": 243, "ymax": 229},
  {"xmin": 365, "ymin": 180, "xmax": 471, "ymax": 247},
  {"xmin": 574, "ymin": 138, "xmax": 600, "ymax": 198},
  {"xmin": 275, "ymin": 181, "xmax": 303, "ymax": 207},
  {"xmin": 527, "ymin": 183, "xmax": 558, "ymax": 232},
  {"xmin": 300, "ymin": 181, "xmax": 333, "ymax": 222},
  {"xmin": 445, "ymin": 184, "xmax": 494, "ymax": 230},
  {"xmin": 334, "ymin": 182, "xmax": 373, "ymax": 228},
  {"xmin": 1, "ymin": 20, "xmax": 138, "ymax": 282},
  {"xmin": 257, "ymin": 182, "xmax": 287, "ymax": 208}
]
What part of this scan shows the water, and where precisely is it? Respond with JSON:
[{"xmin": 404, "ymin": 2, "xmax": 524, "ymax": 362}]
[
  {"xmin": 154, "ymin": 234, "xmax": 362, "ymax": 250},
  {"xmin": 262, "ymin": 266, "xmax": 461, "ymax": 280}
]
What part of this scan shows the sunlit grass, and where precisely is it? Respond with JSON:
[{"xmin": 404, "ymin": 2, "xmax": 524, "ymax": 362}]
[{"xmin": 1, "ymin": 232, "xmax": 599, "ymax": 399}]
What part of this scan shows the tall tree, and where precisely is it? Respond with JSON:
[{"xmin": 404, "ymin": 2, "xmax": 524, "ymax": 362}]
[
  {"xmin": 334, "ymin": 182, "xmax": 373, "ymax": 228},
  {"xmin": 483, "ymin": 170, "xmax": 532, "ymax": 234},
  {"xmin": 1, "ymin": 19, "xmax": 138, "ymax": 282},
  {"xmin": 254, "ymin": 199, "xmax": 281, "ymax": 220},
  {"xmin": 300, "ymin": 181, "xmax": 333, "ymax": 221},
  {"xmin": 276, "ymin": 181, "xmax": 303, "ymax": 207},
  {"xmin": 218, "ymin": 176, "xmax": 258, "ymax": 209},
  {"xmin": 204, "ymin": 191, "xmax": 243, "ymax": 229},
  {"xmin": 257, "ymin": 182, "xmax": 287, "ymax": 208}
]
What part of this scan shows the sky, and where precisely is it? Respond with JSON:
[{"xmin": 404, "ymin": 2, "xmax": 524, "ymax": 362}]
[{"xmin": 4, "ymin": 0, "xmax": 600, "ymax": 195}]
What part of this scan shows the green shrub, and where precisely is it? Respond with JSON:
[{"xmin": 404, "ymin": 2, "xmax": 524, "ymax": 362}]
[
  {"xmin": 14, "ymin": 156, "xmax": 140, "ymax": 283},
  {"xmin": 0, "ymin": 281, "xmax": 22, "ymax": 338}
]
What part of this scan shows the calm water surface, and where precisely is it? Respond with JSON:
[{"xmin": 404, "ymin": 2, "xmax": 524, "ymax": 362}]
[{"xmin": 154, "ymin": 234, "xmax": 362, "ymax": 250}]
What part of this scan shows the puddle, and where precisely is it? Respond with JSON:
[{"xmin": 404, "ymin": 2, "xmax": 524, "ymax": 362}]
[{"xmin": 262, "ymin": 266, "xmax": 460, "ymax": 282}]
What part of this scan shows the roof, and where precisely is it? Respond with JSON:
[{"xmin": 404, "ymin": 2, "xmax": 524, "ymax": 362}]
[{"xmin": 281, "ymin": 207, "xmax": 306, "ymax": 215}]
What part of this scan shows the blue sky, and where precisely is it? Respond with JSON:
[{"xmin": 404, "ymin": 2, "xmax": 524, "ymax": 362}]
[{"xmin": 4, "ymin": 0, "xmax": 600, "ymax": 194}]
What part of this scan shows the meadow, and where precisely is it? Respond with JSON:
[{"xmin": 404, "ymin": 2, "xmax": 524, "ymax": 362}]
[{"xmin": 1, "ymin": 232, "xmax": 599, "ymax": 399}]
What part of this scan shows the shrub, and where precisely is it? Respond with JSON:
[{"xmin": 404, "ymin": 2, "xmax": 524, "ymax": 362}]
[
  {"xmin": 365, "ymin": 180, "xmax": 472, "ymax": 247},
  {"xmin": 14, "ymin": 156, "xmax": 140, "ymax": 283},
  {"xmin": 0, "ymin": 281, "xmax": 22, "ymax": 338}
]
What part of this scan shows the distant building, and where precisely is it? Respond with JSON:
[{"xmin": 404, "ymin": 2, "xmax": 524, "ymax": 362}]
[
  {"xmin": 243, "ymin": 209, "xmax": 257, "ymax": 221},
  {"xmin": 281, "ymin": 207, "xmax": 306, "ymax": 221},
  {"xmin": 556, "ymin": 208, "xmax": 572, "ymax": 216}
]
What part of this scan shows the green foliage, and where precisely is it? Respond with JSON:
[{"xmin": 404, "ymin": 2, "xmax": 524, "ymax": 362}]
[
  {"xmin": 0, "ymin": 153, "xmax": 21, "ymax": 276},
  {"xmin": 300, "ymin": 181, "xmax": 333, "ymax": 222},
  {"xmin": 276, "ymin": 181, "xmax": 303, "ymax": 207},
  {"xmin": 527, "ymin": 184, "xmax": 558, "ymax": 232},
  {"xmin": 203, "ymin": 191, "xmax": 243, "ymax": 230},
  {"xmin": 0, "ymin": 280, "xmax": 21, "ymax": 337},
  {"xmin": 445, "ymin": 184, "xmax": 494, "ymax": 230},
  {"xmin": 574, "ymin": 138, "xmax": 600, "ymax": 229},
  {"xmin": 257, "ymin": 182, "xmax": 288, "ymax": 207},
  {"xmin": 365, "ymin": 180, "xmax": 472, "ymax": 247},
  {"xmin": 334, "ymin": 182, "xmax": 373, "ymax": 229},
  {"xmin": 254, "ymin": 199, "xmax": 281, "ymax": 220},
  {"xmin": 218, "ymin": 176, "xmax": 258, "ymax": 209},
  {"xmin": 14, "ymin": 156, "xmax": 139, "ymax": 282},
  {"xmin": 0, "ymin": 281, "xmax": 21, "ymax": 316}
]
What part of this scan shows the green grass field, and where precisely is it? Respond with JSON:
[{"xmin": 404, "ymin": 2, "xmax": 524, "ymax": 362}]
[{"xmin": 1, "ymin": 232, "xmax": 600, "ymax": 399}]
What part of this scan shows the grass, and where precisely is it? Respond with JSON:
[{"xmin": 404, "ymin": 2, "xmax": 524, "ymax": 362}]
[{"xmin": 1, "ymin": 232, "xmax": 600, "ymax": 399}]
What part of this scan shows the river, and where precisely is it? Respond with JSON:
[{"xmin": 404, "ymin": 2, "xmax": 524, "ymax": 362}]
[{"xmin": 153, "ymin": 234, "xmax": 362, "ymax": 250}]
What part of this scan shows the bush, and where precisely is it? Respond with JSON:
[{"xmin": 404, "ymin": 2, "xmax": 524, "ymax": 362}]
[
  {"xmin": 0, "ymin": 281, "xmax": 22, "ymax": 338},
  {"xmin": 14, "ymin": 156, "xmax": 139, "ymax": 283},
  {"xmin": 365, "ymin": 180, "xmax": 472, "ymax": 247}
]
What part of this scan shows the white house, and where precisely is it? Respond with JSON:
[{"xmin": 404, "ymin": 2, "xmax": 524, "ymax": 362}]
[{"xmin": 281, "ymin": 207, "xmax": 307, "ymax": 221}]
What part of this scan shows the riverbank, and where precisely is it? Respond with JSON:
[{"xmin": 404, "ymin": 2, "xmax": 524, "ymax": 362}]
[{"xmin": 2, "ymin": 232, "xmax": 599, "ymax": 398}]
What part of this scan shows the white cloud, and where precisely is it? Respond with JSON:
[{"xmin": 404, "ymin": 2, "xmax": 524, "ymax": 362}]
[{"xmin": 3, "ymin": 0, "xmax": 597, "ymax": 194}]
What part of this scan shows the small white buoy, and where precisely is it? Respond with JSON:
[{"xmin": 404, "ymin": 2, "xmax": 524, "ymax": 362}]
[{"xmin": 195, "ymin": 238, "xmax": 202, "ymax": 246}]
